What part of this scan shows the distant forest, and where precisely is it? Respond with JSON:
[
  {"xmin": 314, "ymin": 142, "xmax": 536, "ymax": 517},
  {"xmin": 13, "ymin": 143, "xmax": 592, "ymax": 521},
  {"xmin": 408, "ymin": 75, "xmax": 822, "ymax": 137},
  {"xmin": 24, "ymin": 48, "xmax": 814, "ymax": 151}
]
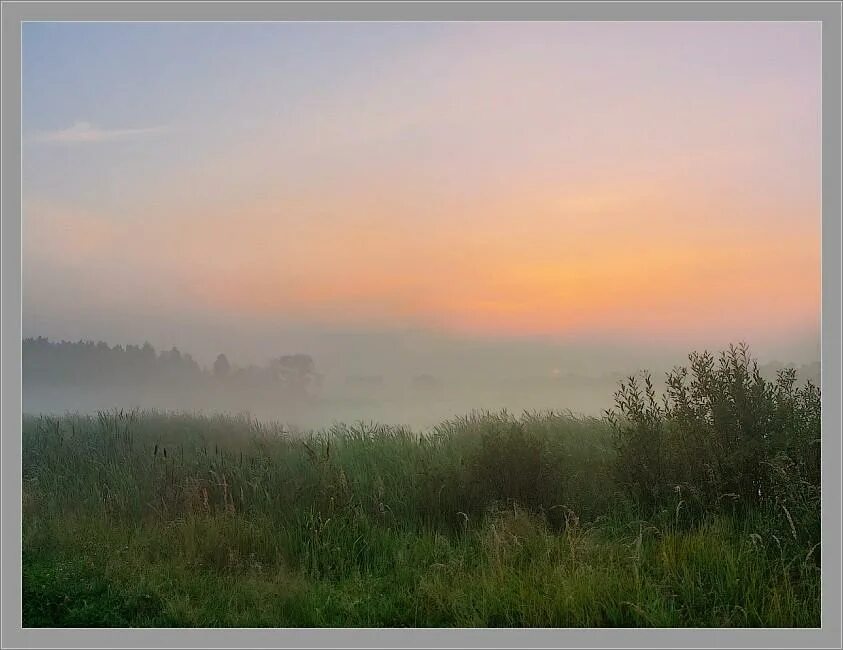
[
  {"xmin": 23, "ymin": 337, "xmax": 321, "ymax": 401},
  {"xmin": 23, "ymin": 336, "xmax": 820, "ymax": 393}
]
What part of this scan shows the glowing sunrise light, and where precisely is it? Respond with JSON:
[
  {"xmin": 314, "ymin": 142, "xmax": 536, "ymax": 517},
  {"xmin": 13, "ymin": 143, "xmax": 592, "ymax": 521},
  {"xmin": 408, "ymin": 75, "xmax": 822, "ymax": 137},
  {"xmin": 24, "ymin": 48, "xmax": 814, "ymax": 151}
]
[{"xmin": 23, "ymin": 21, "xmax": 819, "ymax": 350}]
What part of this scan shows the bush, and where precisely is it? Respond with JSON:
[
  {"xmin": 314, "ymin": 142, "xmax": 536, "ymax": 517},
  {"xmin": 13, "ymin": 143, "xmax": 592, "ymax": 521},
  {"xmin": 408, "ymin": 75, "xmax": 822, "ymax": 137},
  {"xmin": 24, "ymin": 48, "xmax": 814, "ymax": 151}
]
[{"xmin": 608, "ymin": 343, "xmax": 821, "ymax": 534}]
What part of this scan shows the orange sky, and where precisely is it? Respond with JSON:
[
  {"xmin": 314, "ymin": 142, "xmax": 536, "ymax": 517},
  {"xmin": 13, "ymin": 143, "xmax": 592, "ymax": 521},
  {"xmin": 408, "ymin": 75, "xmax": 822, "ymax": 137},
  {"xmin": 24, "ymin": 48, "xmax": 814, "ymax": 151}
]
[{"xmin": 23, "ymin": 22, "xmax": 821, "ymax": 352}]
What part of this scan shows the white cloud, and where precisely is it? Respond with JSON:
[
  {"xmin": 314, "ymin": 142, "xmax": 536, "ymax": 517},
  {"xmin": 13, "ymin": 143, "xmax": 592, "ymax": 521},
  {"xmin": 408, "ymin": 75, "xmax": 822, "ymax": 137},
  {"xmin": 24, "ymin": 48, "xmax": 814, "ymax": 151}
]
[{"xmin": 33, "ymin": 121, "xmax": 166, "ymax": 144}]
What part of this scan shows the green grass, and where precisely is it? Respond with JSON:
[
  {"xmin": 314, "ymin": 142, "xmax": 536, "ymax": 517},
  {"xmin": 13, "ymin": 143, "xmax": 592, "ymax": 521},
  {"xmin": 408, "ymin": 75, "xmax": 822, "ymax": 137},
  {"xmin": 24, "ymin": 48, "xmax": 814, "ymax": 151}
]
[{"xmin": 22, "ymin": 408, "xmax": 820, "ymax": 627}]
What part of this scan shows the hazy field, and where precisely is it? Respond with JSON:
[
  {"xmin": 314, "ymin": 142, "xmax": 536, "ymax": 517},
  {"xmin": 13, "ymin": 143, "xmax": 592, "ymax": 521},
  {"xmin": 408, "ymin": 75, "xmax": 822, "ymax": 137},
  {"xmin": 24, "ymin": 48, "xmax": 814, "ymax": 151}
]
[{"xmin": 22, "ymin": 345, "xmax": 820, "ymax": 628}]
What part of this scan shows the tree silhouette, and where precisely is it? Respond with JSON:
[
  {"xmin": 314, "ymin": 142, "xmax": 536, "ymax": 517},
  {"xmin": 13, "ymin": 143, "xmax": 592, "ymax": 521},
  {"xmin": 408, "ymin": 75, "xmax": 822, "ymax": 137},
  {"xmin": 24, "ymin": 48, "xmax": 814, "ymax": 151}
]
[
  {"xmin": 270, "ymin": 354, "xmax": 321, "ymax": 399},
  {"xmin": 213, "ymin": 353, "xmax": 231, "ymax": 379}
]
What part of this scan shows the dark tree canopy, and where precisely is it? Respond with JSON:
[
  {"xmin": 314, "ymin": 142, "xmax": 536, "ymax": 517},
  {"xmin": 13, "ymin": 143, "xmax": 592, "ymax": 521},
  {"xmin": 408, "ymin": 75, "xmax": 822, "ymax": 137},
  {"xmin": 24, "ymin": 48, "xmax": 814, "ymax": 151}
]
[{"xmin": 23, "ymin": 337, "xmax": 322, "ymax": 402}]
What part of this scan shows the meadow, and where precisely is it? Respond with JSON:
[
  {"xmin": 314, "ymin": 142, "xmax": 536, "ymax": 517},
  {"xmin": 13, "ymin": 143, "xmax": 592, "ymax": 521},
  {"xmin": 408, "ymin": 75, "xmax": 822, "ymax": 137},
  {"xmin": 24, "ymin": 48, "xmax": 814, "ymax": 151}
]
[{"xmin": 22, "ymin": 345, "xmax": 821, "ymax": 627}]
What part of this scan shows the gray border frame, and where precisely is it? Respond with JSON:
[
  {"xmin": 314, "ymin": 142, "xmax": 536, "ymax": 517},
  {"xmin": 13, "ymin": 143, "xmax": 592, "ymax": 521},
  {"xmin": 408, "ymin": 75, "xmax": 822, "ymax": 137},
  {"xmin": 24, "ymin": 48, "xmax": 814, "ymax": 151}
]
[{"xmin": 2, "ymin": 2, "xmax": 840, "ymax": 648}]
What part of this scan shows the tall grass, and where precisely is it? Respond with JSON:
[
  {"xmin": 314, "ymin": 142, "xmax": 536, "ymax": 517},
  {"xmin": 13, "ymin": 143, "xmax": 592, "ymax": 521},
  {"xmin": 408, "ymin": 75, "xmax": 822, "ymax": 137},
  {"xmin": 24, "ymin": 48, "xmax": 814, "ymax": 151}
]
[{"xmin": 22, "ymin": 346, "xmax": 821, "ymax": 627}]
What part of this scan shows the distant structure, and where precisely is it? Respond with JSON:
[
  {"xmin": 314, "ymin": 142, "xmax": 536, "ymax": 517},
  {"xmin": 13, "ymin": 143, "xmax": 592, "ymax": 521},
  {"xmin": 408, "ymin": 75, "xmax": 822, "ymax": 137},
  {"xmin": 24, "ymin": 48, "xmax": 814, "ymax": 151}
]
[
  {"xmin": 345, "ymin": 375, "xmax": 385, "ymax": 387},
  {"xmin": 411, "ymin": 374, "xmax": 441, "ymax": 391}
]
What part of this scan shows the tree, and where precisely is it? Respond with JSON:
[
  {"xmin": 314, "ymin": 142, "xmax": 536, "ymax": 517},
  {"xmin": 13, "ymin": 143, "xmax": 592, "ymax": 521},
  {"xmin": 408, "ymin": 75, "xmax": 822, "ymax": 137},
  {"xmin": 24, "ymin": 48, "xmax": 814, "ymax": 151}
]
[
  {"xmin": 213, "ymin": 353, "xmax": 231, "ymax": 379},
  {"xmin": 270, "ymin": 354, "xmax": 321, "ymax": 398}
]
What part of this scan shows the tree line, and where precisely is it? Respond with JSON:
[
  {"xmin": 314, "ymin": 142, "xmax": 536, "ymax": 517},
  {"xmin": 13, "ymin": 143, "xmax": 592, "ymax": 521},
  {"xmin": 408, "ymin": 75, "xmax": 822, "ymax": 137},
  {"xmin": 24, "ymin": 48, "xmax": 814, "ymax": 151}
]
[{"xmin": 23, "ymin": 337, "xmax": 321, "ymax": 400}]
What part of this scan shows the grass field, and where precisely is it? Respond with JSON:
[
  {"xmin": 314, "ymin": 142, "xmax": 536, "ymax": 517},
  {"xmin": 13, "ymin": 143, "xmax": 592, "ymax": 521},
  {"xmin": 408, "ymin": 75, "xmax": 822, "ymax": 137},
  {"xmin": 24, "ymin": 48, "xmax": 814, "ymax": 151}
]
[{"xmin": 22, "ymin": 347, "xmax": 821, "ymax": 627}]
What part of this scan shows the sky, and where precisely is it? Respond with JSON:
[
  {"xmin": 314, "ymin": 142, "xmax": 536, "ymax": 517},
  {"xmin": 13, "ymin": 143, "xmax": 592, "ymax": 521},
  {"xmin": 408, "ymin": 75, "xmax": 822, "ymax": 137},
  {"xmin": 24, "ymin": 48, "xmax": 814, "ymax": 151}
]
[{"xmin": 22, "ymin": 21, "xmax": 821, "ymax": 373}]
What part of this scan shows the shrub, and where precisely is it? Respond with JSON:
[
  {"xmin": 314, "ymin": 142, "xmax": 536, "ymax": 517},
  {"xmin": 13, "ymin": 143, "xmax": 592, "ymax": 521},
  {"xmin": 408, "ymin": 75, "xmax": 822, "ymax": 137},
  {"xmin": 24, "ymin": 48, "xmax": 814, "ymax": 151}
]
[{"xmin": 608, "ymin": 343, "xmax": 821, "ymax": 530}]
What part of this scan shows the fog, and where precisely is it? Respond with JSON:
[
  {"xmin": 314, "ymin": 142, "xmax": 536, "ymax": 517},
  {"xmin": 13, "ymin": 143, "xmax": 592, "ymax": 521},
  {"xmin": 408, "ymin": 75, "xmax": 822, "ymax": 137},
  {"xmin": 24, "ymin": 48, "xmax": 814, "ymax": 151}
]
[
  {"xmin": 21, "ymin": 22, "xmax": 821, "ymax": 429},
  {"xmin": 22, "ymin": 325, "xmax": 820, "ymax": 431}
]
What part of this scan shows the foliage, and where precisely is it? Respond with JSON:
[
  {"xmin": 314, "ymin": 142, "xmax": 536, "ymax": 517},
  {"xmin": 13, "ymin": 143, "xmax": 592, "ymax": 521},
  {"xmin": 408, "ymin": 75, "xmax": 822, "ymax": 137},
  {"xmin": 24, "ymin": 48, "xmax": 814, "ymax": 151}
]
[{"xmin": 607, "ymin": 343, "xmax": 820, "ymax": 548}]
